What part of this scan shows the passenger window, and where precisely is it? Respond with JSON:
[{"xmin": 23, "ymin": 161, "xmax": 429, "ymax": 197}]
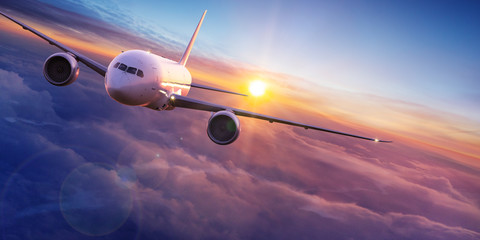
[
  {"xmin": 113, "ymin": 62, "xmax": 120, "ymax": 68},
  {"xmin": 137, "ymin": 70, "xmax": 144, "ymax": 78},
  {"xmin": 118, "ymin": 63, "xmax": 127, "ymax": 71},
  {"xmin": 127, "ymin": 67, "xmax": 137, "ymax": 74}
]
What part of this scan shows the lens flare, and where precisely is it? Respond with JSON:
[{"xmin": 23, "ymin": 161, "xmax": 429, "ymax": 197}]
[
  {"xmin": 249, "ymin": 80, "xmax": 266, "ymax": 97},
  {"xmin": 60, "ymin": 163, "xmax": 133, "ymax": 236}
]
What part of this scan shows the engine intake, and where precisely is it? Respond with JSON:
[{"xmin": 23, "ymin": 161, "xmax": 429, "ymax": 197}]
[
  {"xmin": 43, "ymin": 52, "xmax": 79, "ymax": 86},
  {"xmin": 207, "ymin": 111, "xmax": 240, "ymax": 145}
]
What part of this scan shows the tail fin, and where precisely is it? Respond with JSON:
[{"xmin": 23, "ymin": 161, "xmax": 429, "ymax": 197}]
[{"xmin": 179, "ymin": 10, "xmax": 207, "ymax": 66}]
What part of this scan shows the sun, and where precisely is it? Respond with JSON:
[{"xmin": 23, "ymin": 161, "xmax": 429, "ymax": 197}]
[{"xmin": 249, "ymin": 80, "xmax": 266, "ymax": 97}]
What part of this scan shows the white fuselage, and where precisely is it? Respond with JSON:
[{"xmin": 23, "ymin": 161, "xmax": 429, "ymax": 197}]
[{"xmin": 105, "ymin": 50, "xmax": 191, "ymax": 110}]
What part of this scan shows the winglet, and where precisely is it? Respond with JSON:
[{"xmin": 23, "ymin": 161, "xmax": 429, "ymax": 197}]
[{"xmin": 179, "ymin": 10, "xmax": 207, "ymax": 66}]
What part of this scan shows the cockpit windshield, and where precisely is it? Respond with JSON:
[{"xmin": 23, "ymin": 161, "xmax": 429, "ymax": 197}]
[{"xmin": 113, "ymin": 62, "xmax": 144, "ymax": 78}]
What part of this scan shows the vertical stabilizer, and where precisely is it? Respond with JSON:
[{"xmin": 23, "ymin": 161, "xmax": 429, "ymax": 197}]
[{"xmin": 179, "ymin": 10, "xmax": 207, "ymax": 66}]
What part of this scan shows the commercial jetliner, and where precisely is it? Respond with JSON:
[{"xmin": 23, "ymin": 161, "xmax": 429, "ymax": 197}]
[{"xmin": 0, "ymin": 10, "xmax": 391, "ymax": 145}]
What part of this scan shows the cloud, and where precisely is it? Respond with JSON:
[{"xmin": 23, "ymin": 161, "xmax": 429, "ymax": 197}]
[
  {"xmin": 78, "ymin": 118, "xmax": 479, "ymax": 239},
  {"xmin": 0, "ymin": 69, "xmax": 59, "ymax": 122},
  {"xmin": 127, "ymin": 143, "xmax": 479, "ymax": 239}
]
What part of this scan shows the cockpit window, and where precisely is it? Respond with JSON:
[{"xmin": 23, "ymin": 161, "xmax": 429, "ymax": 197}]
[
  {"xmin": 115, "ymin": 62, "xmax": 143, "ymax": 77},
  {"xmin": 126, "ymin": 67, "xmax": 137, "ymax": 74},
  {"xmin": 118, "ymin": 63, "xmax": 127, "ymax": 71}
]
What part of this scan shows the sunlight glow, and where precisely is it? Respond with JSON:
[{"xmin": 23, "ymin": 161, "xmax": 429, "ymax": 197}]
[{"xmin": 249, "ymin": 80, "xmax": 266, "ymax": 97}]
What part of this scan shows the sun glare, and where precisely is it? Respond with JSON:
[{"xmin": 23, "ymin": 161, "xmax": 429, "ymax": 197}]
[{"xmin": 249, "ymin": 80, "xmax": 266, "ymax": 97}]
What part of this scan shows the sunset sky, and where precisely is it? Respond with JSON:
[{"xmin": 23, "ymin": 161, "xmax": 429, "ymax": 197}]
[{"xmin": 0, "ymin": 0, "xmax": 479, "ymax": 239}]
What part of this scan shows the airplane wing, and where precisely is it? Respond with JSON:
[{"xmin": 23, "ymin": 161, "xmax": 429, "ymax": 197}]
[
  {"xmin": 0, "ymin": 10, "xmax": 107, "ymax": 77},
  {"xmin": 170, "ymin": 94, "xmax": 392, "ymax": 143}
]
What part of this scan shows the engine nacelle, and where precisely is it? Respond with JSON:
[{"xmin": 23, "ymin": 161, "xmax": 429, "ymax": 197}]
[
  {"xmin": 43, "ymin": 52, "xmax": 79, "ymax": 86},
  {"xmin": 207, "ymin": 111, "xmax": 241, "ymax": 145}
]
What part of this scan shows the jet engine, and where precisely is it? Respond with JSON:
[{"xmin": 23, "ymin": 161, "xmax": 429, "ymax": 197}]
[
  {"xmin": 207, "ymin": 110, "xmax": 241, "ymax": 145},
  {"xmin": 43, "ymin": 52, "xmax": 79, "ymax": 86}
]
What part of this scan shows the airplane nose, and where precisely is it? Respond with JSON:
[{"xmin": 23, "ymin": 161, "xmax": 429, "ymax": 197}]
[{"xmin": 106, "ymin": 74, "xmax": 139, "ymax": 105}]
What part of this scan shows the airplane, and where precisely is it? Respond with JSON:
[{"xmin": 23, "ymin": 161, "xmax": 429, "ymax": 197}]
[{"xmin": 0, "ymin": 10, "xmax": 391, "ymax": 145}]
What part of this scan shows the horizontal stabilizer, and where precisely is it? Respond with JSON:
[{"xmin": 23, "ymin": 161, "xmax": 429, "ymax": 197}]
[{"xmin": 191, "ymin": 83, "xmax": 248, "ymax": 96}]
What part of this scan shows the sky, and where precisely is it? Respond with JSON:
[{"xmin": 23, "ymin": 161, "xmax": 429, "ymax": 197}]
[{"xmin": 0, "ymin": 0, "xmax": 479, "ymax": 239}]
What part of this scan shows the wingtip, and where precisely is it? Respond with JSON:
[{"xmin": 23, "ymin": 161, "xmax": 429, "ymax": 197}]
[{"xmin": 373, "ymin": 138, "xmax": 392, "ymax": 143}]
